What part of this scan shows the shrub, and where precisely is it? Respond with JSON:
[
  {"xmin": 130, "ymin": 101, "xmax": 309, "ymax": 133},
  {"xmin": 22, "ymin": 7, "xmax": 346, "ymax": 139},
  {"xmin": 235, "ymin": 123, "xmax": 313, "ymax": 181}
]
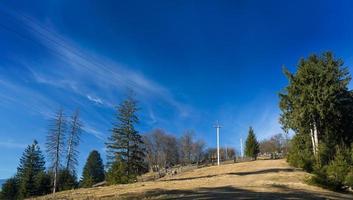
[
  {"xmin": 34, "ymin": 172, "xmax": 51, "ymax": 195},
  {"xmin": 58, "ymin": 169, "xmax": 78, "ymax": 191},
  {"xmin": 0, "ymin": 177, "xmax": 19, "ymax": 200},
  {"xmin": 324, "ymin": 147, "xmax": 350, "ymax": 190},
  {"xmin": 345, "ymin": 168, "xmax": 353, "ymax": 188},
  {"xmin": 287, "ymin": 134, "xmax": 314, "ymax": 172},
  {"xmin": 106, "ymin": 161, "xmax": 131, "ymax": 185}
]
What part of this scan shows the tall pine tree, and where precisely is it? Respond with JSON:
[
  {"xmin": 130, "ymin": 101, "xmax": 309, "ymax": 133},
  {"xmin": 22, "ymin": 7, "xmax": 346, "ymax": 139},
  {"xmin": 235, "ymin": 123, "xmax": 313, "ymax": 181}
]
[
  {"xmin": 80, "ymin": 150, "xmax": 105, "ymax": 188},
  {"xmin": 106, "ymin": 93, "xmax": 145, "ymax": 182},
  {"xmin": 245, "ymin": 127, "xmax": 260, "ymax": 160},
  {"xmin": 16, "ymin": 140, "xmax": 46, "ymax": 198}
]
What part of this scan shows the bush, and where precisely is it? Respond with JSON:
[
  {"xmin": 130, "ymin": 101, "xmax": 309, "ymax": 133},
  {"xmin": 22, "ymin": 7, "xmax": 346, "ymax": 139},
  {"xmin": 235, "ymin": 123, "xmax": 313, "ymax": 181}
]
[
  {"xmin": 106, "ymin": 161, "xmax": 131, "ymax": 185},
  {"xmin": 326, "ymin": 147, "xmax": 350, "ymax": 190},
  {"xmin": 345, "ymin": 168, "xmax": 353, "ymax": 188},
  {"xmin": 287, "ymin": 134, "xmax": 314, "ymax": 172},
  {"xmin": 34, "ymin": 172, "xmax": 51, "ymax": 195},
  {"xmin": 310, "ymin": 146, "xmax": 352, "ymax": 191},
  {"xmin": 58, "ymin": 169, "xmax": 78, "ymax": 191},
  {"xmin": 0, "ymin": 177, "xmax": 19, "ymax": 200}
]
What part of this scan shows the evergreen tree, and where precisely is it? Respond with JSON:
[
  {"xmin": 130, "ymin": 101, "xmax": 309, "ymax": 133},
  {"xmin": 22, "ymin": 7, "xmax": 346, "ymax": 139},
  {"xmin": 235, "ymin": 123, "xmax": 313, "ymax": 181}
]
[
  {"xmin": 105, "ymin": 93, "xmax": 145, "ymax": 182},
  {"xmin": 326, "ymin": 147, "xmax": 351, "ymax": 190},
  {"xmin": 57, "ymin": 169, "xmax": 77, "ymax": 191},
  {"xmin": 279, "ymin": 52, "xmax": 353, "ymax": 163},
  {"xmin": 106, "ymin": 159, "xmax": 129, "ymax": 185},
  {"xmin": 46, "ymin": 109, "xmax": 66, "ymax": 193},
  {"xmin": 287, "ymin": 134, "xmax": 314, "ymax": 172},
  {"xmin": 280, "ymin": 52, "xmax": 353, "ymax": 190},
  {"xmin": 17, "ymin": 140, "xmax": 46, "ymax": 198},
  {"xmin": 80, "ymin": 150, "xmax": 105, "ymax": 188},
  {"xmin": 245, "ymin": 127, "xmax": 260, "ymax": 160},
  {"xmin": 0, "ymin": 177, "xmax": 19, "ymax": 200},
  {"xmin": 34, "ymin": 171, "xmax": 51, "ymax": 196}
]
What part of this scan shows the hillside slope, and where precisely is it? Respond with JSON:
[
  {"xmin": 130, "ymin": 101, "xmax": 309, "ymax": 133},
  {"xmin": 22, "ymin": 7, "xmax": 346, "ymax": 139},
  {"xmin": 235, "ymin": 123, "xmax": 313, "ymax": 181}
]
[{"xmin": 31, "ymin": 159, "xmax": 353, "ymax": 200}]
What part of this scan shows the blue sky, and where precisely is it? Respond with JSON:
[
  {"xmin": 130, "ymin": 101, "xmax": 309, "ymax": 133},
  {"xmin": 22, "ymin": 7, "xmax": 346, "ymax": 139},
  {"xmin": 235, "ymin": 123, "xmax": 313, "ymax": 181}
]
[{"xmin": 1, "ymin": 0, "xmax": 353, "ymax": 179}]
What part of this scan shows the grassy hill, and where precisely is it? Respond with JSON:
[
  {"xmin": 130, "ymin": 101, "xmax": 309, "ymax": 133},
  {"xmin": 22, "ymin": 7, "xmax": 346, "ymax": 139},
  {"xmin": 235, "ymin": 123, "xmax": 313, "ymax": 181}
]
[{"xmin": 31, "ymin": 159, "xmax": 352, "ymax": 200}]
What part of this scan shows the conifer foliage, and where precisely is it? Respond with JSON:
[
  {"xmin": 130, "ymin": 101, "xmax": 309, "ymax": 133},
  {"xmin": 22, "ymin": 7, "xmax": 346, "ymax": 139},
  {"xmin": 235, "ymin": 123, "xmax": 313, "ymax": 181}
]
[
  {"xmin": 0, "ymin": 177, "xmax": 19, "ymax": 200},
  {"xmin": 106, "ymin": 94, "xmax": 145, "ymax": 183},
  {"xmin": 245, "ymin": 127, "xmax": 260, "ymax": 160},
  {"xmin": 280, "ymin": 52, "xmax": 353, "ymax": 190},
  {"xmin": 16, "ymin": 140, "xmax": 46, "ymax": 198},
  {"xmin": 0, "ymin": 141, "xmax": 49, "ymax": 199},
  {"xmin": 80, "ymin": 150, "xmax": 105, "ymax": 187}
]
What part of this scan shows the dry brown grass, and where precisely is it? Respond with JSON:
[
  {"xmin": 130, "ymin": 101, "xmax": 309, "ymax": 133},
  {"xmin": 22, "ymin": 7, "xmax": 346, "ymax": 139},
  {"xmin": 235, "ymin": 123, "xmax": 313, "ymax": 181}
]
[{"xmin": 31, "ymin": 159, "xmax": 353, "ymax": 200}]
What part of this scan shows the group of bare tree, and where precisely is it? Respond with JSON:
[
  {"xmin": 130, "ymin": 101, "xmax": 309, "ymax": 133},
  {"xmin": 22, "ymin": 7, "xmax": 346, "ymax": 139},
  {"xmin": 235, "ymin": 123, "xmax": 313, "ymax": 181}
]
[
  {"xmin": 143, "ymin": 129, "xmax": 207, "ymax": 172},
  {"xmin": 259, "ymin": 133, "xmax": 289, "ymax": 157},
  {"xmin": 143, "ymin": 129, "xmax": 238, "ymax": 172},
  {"xmin": 204, "ymin": 147, "xmax": 236, "ymax": 163},
  {"xmin": 46, "ymin": 109, "xmax": 82, "ymax": 193}
]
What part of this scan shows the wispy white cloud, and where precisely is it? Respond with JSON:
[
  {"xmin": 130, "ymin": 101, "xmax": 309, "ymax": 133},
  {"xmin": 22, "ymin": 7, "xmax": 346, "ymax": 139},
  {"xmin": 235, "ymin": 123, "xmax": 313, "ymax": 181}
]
[
  {"xmin": 83, "ymin": 125, "xmax": 106, "ymax": 141},
  {"xmin": 0, "ymin": 140, "xmax": 27, "ymax": 149},
  {"xmin": 86, "ymin": 95, "xmax": 104, "ymax": 105},
  {"xmin": 0, "ymin": 78, "xmax": 57, "ymax": 118},
  {"xmin": 10, "ymin": 11, "xmax": 191, "ymax": 117}
]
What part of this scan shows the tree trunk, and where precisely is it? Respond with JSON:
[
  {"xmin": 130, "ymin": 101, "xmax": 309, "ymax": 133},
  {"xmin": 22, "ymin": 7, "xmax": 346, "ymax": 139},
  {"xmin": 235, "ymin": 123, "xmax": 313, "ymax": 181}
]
[
  {"xmin": 310, "ymin": 128, "xmax": 316, "ymax": 156},
  {"xmin": 313, "ymin": 123, "xmax": 319, "ymax": 155},
  {"xmin": 310, "ymin": 122, "xmax": 319, "ymax": 157}
]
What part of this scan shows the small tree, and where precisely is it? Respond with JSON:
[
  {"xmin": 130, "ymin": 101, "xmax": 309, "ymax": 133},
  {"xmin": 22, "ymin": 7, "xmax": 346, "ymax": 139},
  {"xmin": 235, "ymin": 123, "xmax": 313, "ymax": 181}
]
[
  {"xmin": 0, "ymin": 177, "xmax": 19, "ymax": 200},
  {"xmin": 81, "ymin": 150, "xmax": 105, "ymax": 188},
  {"xmin": 106, "ymin": 160, "xmax": 129, "ymax": 185},
  {"xmin": 58, "ymin": 169, "xmax": 77, "ymax": 191},
  {"xmin": 17, "ymin": 140, "xmax": 46, "ymax": 198},
  {"xmin": 34, "ymin": 171, "xmax": 51, "ymax": 196},
  {"xmin": 326, "ymin": 147, "xmax": 351, "ymax": 190},
  {"xmin": 245, "ymin": 127, "xmax": 260, "ymax": 160}
]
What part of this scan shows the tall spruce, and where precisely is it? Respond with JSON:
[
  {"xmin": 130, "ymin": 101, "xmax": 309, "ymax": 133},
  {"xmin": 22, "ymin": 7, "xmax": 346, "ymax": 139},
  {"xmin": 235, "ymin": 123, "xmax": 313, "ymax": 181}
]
[
  {"xmin": 279, "ymin": 52, "xmax": 353, "ymax": 163},
  {"xmin": 65, "ymin": 109, "xmax": 82, "ymax": 174},
  {"xmin": 80, "ymin": 150, "xmax": 105, "ymax": 187},
  {"xmin": 245, "ymin": 127, "xmax": 260, "ymax": 160},
  {"xmin": 16, "ymin": 140, "xmax": 46, "ymax": 198},
  {"xmin": 106, "ymin": 94, "xmax": 145, "ymax": 180},
  {"xmin": 46, "ymin": 109, "xmax": 66, "ymax": 193}
]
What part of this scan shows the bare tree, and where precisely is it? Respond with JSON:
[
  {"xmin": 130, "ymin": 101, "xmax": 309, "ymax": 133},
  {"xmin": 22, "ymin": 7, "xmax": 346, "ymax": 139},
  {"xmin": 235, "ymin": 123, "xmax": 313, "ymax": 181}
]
[
  {"xmin": 164, "ymin": 135, "xmax": 179, "ymax": 166},
  {"xmin": 192, "ymin": 140, "xmax": 206, "ymax": 164},
  {"xmin": 143, "ymin": 129, "xmax": 179, "ymax": 172},
  {"xmin": 65, "ymin": 109, "xmax": 82, "ymax": 174},
  {"xmin": 179, "ymin": 131, "xmax": 194, "ymax": 165},
  {"xmin": 259, "ymin": 133, "xmax": 289, "ymax": 156},
  {"xmin": 46, "ymin": 109, "xmax": 66, "ymax": 193},
  {"xmin": 205, "ymin": 147, "xmax": 235, "ymax": 164}
]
